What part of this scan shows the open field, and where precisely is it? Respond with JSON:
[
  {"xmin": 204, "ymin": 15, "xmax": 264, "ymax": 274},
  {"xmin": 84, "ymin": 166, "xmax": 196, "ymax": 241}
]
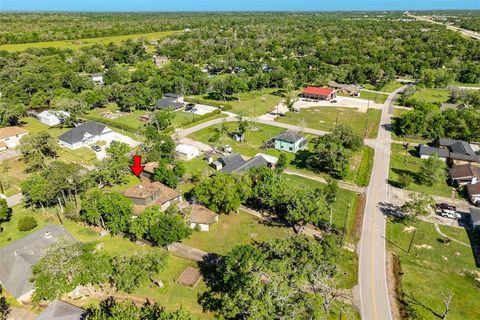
[
  {"xmin": 189, "ymin": 88, "xmax": 284, "ymax": 116},
  {"xmin": 389, "ymin": 143, "xmax": 454, "ymax": 198},
  {"xmin": 0, "ymin": 30, "xmax": 178, "ymax": 51},
  {"xmin": 0, "ymin": 159, "xmax": 27, "ymax": 197},
  {"xmin": 363, "ymin": 81, "xmax": 404, "ymax": 93},
  {"xmin": 188, "ymin": 121, "xmax": 373, "ymax": 185},
  {"xmin": 277, "ymin": 107, "xmax": 382, "ymax": 138},
  {"xmin": 411, "ymin": 88, "xmax": 450, "ymax": 105},
  {"xmin": 386, "ymin": 220, "xmax": 480, "ymax": 320},
  {"xmin": 358, "ymin": 90, "xmax": 388, "ymax": 103}
]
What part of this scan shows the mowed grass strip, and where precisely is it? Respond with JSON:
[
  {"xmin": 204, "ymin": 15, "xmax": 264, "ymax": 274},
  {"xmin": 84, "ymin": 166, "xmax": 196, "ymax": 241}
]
[
  {"xmin": 0, "ymin": 30, "xmax": 179, "ymax": 51},
  {"xmin": 277, "ymin": 107, "xmax": 382, "ymax": 138},
  {"xmin": 386, "ymin": 220, "xmax": 480, "ymax": 320}
]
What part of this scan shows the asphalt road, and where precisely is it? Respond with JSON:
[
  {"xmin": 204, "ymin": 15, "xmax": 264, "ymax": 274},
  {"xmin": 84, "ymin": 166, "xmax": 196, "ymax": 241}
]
[
  {"xmin": 407, "ymin": 14, "xmax": 480, "ymax": 41},
  {"xmin": 6, "ymin": 193, "xmax": 23, "ymax": 207},
  {"xmin": 358, "ymin": 85, "xmax": 407, "ymax": 320}
]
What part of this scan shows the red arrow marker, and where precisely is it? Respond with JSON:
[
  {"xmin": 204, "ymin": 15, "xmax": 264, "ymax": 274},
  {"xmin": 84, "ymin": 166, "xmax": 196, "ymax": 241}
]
[{"xmin": 130, "ymin": 155, "xmax": 145, "ymax": 177}]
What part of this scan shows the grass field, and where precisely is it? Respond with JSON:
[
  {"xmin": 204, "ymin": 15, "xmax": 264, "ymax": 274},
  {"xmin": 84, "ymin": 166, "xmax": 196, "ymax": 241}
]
[
  {"xmin": 347, "ymin": 146, "xmax": 374, "ymax": 187},
  {"xmin": 386, "ymin": 220, "xmax": 480, "ymax": 320},
  {"xmin": 358, "ymin": 90, "xmax": 389, "ymax": 103},
  {"xmin": 411, "ymin": 88, "xmax": 450, "ymax": 105},
  {"xmin": 389, "ymin": 143, "xmax": 454, "ymax": 197},
  {"xmin": 363, "ymin": 81, "xmax": 404, "ymax": 93},
  {"xmin": 0, "ymin": 31, "xmax": 178, "ymax": 51},
  {"xmin": 277, "ymin": 107, "xmax": 382, "ymax": 138},
  {"xmin": 0, "ymin": 159, "xmax": 27, "ymax": 197},
  {"xmin": 190, "ymin": 88, "xmax": 284, "ymax": 116}
]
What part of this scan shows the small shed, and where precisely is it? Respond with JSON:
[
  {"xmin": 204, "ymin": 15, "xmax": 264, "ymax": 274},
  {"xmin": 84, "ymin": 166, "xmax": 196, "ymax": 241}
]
[
  {"xmin": 188, "ymin": 204, "xmax": 219, "ymax": 231},
  {"xmin": 211, "ymin": 160, "xmax": 223, "ymax": 170},
  {"xmin": 176, "ymin": 144, "xmax": 200, "ymax": 161},
  {"xmin": 177, "ymin": 267, "xmax": 202, "ymax": 288}
]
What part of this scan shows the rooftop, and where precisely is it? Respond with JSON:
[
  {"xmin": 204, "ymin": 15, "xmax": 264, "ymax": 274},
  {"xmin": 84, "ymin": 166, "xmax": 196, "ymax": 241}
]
[
  {"xmin": 176, "ymin": 267, "xmax": 202, "ymax": 288},
  {"xmin": 219, "ymin": 153, "xmax": 268, "ymax": 173},
  {"xmin": 466, "ymin": 183, "xmax": 480, "ymax": 196},
  {"xmin": 0, "ymin": 126, "xmax": 28, "ymax": 140},
  {"xmin": 188, "ymin": 204, "xmax": 218, "ymax": 224},
  {"xmin": 58, "ymin": 122, "xmax": 108, "ymax": 145},
  {"xmin": 449, "ymin": 164, "xmax": 480, "ymax": 179},
  {"xmin": 36, "ymin": 300, "xmax": 86, "ymax": 320},
  {"xmin": 303, "ymin": 86, "xmax": 335, "ymax": 97},
  {"xmin": 143, "ymin": 162, "xmax": 158, "ymax": 175},
  {"xmin": 0, "ymin": 225, "xmax": 74, "ymax": 299},
  {"xmin": 274, "ymin": 130, "xmax": 305, "ymax": 144}
]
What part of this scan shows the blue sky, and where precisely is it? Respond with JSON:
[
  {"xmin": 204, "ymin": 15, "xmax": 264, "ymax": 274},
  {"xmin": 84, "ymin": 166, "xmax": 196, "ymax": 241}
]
[{"xmin": 1, "ymin": 0, "xmax": 479, "ymax": 12}]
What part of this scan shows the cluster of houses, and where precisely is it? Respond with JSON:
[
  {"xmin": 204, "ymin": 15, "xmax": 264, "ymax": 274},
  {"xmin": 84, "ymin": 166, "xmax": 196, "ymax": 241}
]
[{"xmin": 419, "ymin": 138, "xmax": 480, "ymax": 205}]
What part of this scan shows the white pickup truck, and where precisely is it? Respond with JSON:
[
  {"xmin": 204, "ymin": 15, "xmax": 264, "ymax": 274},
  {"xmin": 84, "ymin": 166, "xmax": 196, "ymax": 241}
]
[{"xmin": 436, "ymin": 203, "xmax": 461, "ymax": 219}]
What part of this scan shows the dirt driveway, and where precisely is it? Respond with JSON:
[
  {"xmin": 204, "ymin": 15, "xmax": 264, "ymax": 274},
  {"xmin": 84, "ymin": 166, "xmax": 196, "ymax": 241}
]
[{"xmin": 95, "ymin": 132, "xmax": 141, "ymax": 160}]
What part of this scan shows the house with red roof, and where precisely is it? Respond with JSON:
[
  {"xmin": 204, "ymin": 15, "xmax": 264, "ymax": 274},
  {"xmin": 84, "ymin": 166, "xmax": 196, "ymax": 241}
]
[{"xmin": 302, "ymin": 87, "xmax": 337, "ymax": 101}]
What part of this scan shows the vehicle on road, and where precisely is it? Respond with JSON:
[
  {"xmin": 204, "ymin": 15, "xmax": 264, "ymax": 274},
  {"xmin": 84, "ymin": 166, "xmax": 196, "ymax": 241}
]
[
  {"xmin": 330, "ymin": 99, "xmax": 338, "ymax": 103},
  {"xmin": 91, "ymin": 145, "xmax": 102, "ymax": 152},
  {"xmin": 436, "ymin": 203, "xmax": 461, "ymax": 219}
]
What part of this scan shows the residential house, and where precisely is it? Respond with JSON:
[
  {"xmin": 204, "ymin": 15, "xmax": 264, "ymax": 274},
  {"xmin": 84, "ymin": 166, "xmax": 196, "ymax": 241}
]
[
  {"xmin": 176, "ymin": 144, "xmax": 200, "ymax": 161},
  {"xmin": 449, "ymin": 164, "xmax": 480, "ymax": 186},
  {"xmin": 153, "ymin": 54, "xmax": 169, "ymax": 67},
  {"xmin": 255, "ymin": 153, "xmax": 278, "ymax": 167},
  {"xmin": 141, "ymin": 162, "xmax": 158, "ymax": 180},
  {"xmin": 58, "ymin": 122, "xmax": 113, "ymax": 149},
  {"xmin": 156, "ymin": 93, "xmax": 184, "ymax": 110},
  {"xmin": 0, "ymin": 126, "xmax": 29, "ymax": 149},
  {"xmin": 329, "ymin": 81, "xmax": 360, "ymax": 97},
  {"xmin": 91, "ymin": 73, "xmax": 104, "ymax": 85},
  {"xmin": 37, "ymin": 110, "xmax": 70, "ymax": 126},
  {"xmin": 36, "ymin": 300, "xmax": 86, "ymax": 320},
  {"xmin": 466, "ymin": 183, "xmax": 480, "ymax": 205},
  {"xmin": 418, "ymin": 139, "xmax": 480, "ymax": 165},
  {"xmin": 0, "ymin": 225, "xmax": 75, "ymax": 303},
  {"xmin": 217, "ymin": 153, "xmax": 268, "ymax": 173},
  {"xmin": 469, "ymin": 207, "xmax": 480, "ymax": 231},
  {"xmin": 123, "ymin": 180, "xmax": 182, "ymax": 214},
  {"xmin": 273, "ymin": 130, "xmax": 307, "ymax": 153},
  {"xmin": 301, "ymin": 87, "xmax": 337, "ymax": 101},
  {"xmin": 187, "ymin": 204, "xmax": 219, "ymax": 231}
]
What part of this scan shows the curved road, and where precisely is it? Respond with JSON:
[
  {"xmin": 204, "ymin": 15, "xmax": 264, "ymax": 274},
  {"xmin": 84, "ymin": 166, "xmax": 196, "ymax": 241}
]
[{"xmin": 358, "ymin": 85, "xmax": 407, "ymax": 320}]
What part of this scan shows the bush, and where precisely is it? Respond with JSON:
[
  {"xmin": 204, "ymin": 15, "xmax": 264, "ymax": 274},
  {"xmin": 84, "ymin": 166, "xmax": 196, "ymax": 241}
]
[{"xmin": 17, "ymin": 216, "xmax": 38, "ymax": 231}]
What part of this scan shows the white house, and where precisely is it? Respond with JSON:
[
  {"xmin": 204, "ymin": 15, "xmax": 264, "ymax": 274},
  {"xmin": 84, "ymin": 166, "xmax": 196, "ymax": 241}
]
[
  {"xmin": 175, "ymin": 144, "xmax": 200, "ymax": 161},
  {"xmin": 0, "ymin": 126, "xmax": 28, "ymax": 149},
  {"xmin": 37, "ymin": 110, "xmax": 70, "ymax": 126},
  {"xmin": 91, "ymin": 73, "xmax": 104, "ymax": 85},
  {"xmin": 188, "ymin": 204, "xmax": 219, "ymax": 231},
  {"xmin": 58, "ymin": 122, "xmax": 112, "ymax": 149}
]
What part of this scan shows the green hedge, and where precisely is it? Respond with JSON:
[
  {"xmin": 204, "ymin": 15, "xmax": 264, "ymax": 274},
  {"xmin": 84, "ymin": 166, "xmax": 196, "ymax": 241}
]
[
  {"xmin": 183, "ymin": 109, "xmax": 222, "ymax": 126},
  {"xmin": 18, "ymin": 216, "xmax": 38, "ymax": 232},
  {"xmin": 83, "ymin": 114, "xmax": 140, "ymax": 133}
]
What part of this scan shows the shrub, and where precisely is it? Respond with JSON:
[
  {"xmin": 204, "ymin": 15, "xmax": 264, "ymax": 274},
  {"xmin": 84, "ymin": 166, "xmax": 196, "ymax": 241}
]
[{"xmin": 17, "ymin": 216, "xmax": 38, "ymax": 231}]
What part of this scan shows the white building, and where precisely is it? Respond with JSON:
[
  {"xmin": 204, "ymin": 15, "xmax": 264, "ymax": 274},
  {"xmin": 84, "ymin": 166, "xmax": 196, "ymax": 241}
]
[
  {"xmin": 58, "ymin": 122, "xmax": 112, "ymax": 149},
  {"xmin": 175, "ymin": 144, "xmax": 200, "ymax": 161},
  {"xmin": 91, "ymin": 73, "xmax": 104, "ymax": 85},
  {"xmin": 37, "ymin": 110, "xmax": 70, "ymax": 126},
  {"xmin": 0, "ymin": 126, "xmax": 29, "ymax": 149}
]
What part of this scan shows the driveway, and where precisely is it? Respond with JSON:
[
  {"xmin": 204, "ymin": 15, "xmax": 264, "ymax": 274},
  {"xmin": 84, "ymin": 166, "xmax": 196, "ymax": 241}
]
[
  {"xmin": 185, "ymin": 102, "xmax": 218, "ymax": 115},
  {"xmin": 94, "ymin": 132, "xmax": 141, "ymax": 160},
  {"xmin": 0, "ymin": 149, "xmax": 20, "ymax": 161}
]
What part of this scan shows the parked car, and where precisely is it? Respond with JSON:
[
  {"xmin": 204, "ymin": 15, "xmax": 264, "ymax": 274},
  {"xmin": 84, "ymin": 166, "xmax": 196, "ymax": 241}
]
[
  {"xmin": 436, "ymin": 203, "xmax": 461, "ymax": 219},
  {"xmin": 330, "ymin": 99, "xmax": 338, "ymax": 103},
  {"xmin": 185, "ymin": 103, "xmax": 195, "ymax": 111},
  {"xmin": 91, "ymin": 145, "xmax": 102, "ymax": 152}
]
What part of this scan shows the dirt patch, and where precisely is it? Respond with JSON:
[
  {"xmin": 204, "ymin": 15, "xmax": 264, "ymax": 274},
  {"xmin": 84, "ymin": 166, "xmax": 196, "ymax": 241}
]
[
  {"xmin": 403, "ymin": 226, "xmax": 416, "ymax": 233},
  {"xmin": 414, "ymin": 244, "xmax": 432, "ymax": 250},
  {"xmin": 387, "ymin": 252, "xmax": 405, "ymax": 320},
  {"xmin": 353, "ymin": 193, "xmax": 366, "ymax": 242}
]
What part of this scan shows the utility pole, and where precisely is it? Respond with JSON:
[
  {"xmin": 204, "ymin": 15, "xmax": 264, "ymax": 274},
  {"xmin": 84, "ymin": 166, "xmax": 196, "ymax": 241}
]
[
  {"xmin": 342, "ymin": 203, "xmax": 351, "ymax": 244},
  {"xmin": 335, "ymin": 109, "xmax": 339, "ymax": 128},
  {"xmin": 407, "ymin": 229, "xmax": 416, "ymax": 254}
]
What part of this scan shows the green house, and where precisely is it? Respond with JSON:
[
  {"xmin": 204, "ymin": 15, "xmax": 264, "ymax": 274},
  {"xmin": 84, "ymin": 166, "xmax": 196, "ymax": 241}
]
[{"xmin": 273, "ymin": 130, "xmax": 307, "ymax": 153}]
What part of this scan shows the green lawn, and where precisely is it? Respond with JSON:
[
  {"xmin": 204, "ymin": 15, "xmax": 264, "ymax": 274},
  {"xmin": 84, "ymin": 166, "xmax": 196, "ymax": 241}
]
[
  {"xmin": 188, "ymin": 121, "xmax": 372, "ymax": 185},
  {"xmin": 389, "ymin": 143, "xmax": 454, "ymax": 197},
  {"xmin": 0, "ymin": 159, "xmax": 27, "ymax": 197},
  {"xmin": 411, "ymin": 88, "xmax": 450, "ymax": 105},
  {"xmin": 277, "ymin": 107, "xmax": 382, "ymax": 138},
  {"xmin": 0, "ymin": 31, "xmax": 178, "ymax": 51},
  {"xmin": 358, "ymin": 90, "xmax": 388, "ymax": 103},
  {"xmin": 20, "ymin": 117, "xmax": 68, "ymax": 138},
  {"xmin": 386, "ymin": 220, "xmax": 480, "ymax": 320},
  {"xmin": 189, "ymin": 88, "xmax": 284, "ymax": 116},
  {"xmin": 363, "ymin": 81, "xmax": 404, "ymax": 93}
]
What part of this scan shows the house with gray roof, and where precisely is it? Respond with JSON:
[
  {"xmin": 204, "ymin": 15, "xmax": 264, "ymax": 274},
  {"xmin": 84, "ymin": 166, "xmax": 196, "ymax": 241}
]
[
  {"xmin": 58, "ymin": 122, "xmax": 113, "ymax": 149},
  {"xmin": 156, "ymin": 93, "xmax": 184, "ymax": 110},
  {"xmin": 36, "ymin": 300, "xmax": 86, "ymax": 320},
  {"xmin": 273, "ymin": 130, "xmax": 307, "ymax": 153},
  {"xmin": 218, "ymin": 153, "xmax": 268, "ymax": 173},
  {"xmin": 0, "ymin": 225, "xmax": 74, "ymax": 302},
  {"xmin": 418, "ymin": 139, "xmax": 480, "ymax": 164}
]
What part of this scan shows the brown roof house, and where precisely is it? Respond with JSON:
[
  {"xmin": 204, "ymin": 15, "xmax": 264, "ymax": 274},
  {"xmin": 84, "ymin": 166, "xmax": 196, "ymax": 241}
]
[
  {"xmin": 186, "ymin": 204, "xmax": 219, "ymax": 231},
  {"xmin": 141, "ymin": 162, "xmax": 158, "ymax": 180},
  {"xmin": 0, "ymin": 126, "xmax": 28, "ymax": 149},
  {"xmin": 36, "ymin": 300, "xmax": 86, "ymax": 320},
  {"xmin": 466, "ymin": 183, "xmax": 480, "ymax": 205},
  {"xmin": 123, "ymin": 180, "xmax": 182, "ymax": 214},
  {"xmin": 449, "ymin": 164, "xmax": 480, "ymax": 186}
]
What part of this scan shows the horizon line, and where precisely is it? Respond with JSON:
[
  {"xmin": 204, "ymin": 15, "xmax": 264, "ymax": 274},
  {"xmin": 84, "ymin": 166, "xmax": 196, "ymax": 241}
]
[{"xmin": 1, "ymin": 9, "xmax": 479, "ymax": 13}]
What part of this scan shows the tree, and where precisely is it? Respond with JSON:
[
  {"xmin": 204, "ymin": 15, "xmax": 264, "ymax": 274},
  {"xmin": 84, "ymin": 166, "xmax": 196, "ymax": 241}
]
[
  {"xmin": 21, "ymin": 174, "xmax": 51, "ymax": 210},
  {"xmin": 0, "ymin": 199, "xmax": 8, "ymax": 222},
  {"xmin": 17, "ymin": 216, "xmax": 37, "ymax": 231},
  {"xmin": 236, "ymin": 112, "xmax": 250, "ymax": 139},
  {"xmin": 285, "ymin": 187, "xmax": 328, "ymax": 232},
  {"xmin": 247, "ymin": 166, "xmax": 286, "ymax": 212},
  {"xmin": 418, "ymin": 154, "xmax": 446, "ymax": 186},
  {"xmin": 397, "ymin": 173, "xmax": 413, "ymax": 189},
  {"xmin": 0, "ymin": 285, "xmax": 10, "ymax": 320},
  {"xmin": 193, "ymin": 173, "xmax": 251, "ymax": 213},
  {"xmin": 130, "ymin": 206, "xmax": 191, "ymax": 246},
  {"xmin": 19, "ymin": 132, "xmax": 58, "ymax": 171},
  {"xmin": 284, "ymin": 92, "xmax": 298, "ymax": 115},
  {"xmin": 199, "ymin": 236, "xmax": 339, "ymax": 319},
  {"xmin": 92, "ymin": 142, "xmax": 131, "ymax": 187},
  {"xmin": 275, "ymin": 153, "xmax": 288, "ymax": 173},
  {"xmin": 151, "ymin": 109, "xmax": 175, "ymax": 131},
  {"xmin": 307, "ymin": 139, "xmax": 351, "ymax": 179},
  {"xmin": 152, "ymin": 160, "xmax": 184, "ymax": 188},
  {"xmin": 401, "ymin": 193, "xmax": 436, "ymax": 222},
  {"xmin": 81, "ymin": 189, "xmax": 133, "ymax": 234},
  {"xmin": 0, "ymin": 102, "xmax": 26, "ymax": 127},
  {"xmin": 331, "ymin": 125, "xmax": 363, "ymax": 151},
  {"xmin": 110, "ymin": 250, "xmax": 167, "ymax": 293},
  {"xmin": 51, "ymin": 97, "xmax": 88, "ymax": 126}
]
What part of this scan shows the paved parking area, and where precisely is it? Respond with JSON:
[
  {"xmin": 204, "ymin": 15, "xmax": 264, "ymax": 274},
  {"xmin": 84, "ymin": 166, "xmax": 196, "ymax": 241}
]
[
  {"xmin": 94, "ymin": 132, "xmax": 141, "ymax": 160},
  {"xmin": 185, "ymin": 102, "xmax": 217, "ymax": 115},
  {"xmin": 294, "ymin": 96, "xmax": 383, "ymax": 112},
  {"xmin": 0, "ymin": 148, "xmax": 20, "ymax": 160}
]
